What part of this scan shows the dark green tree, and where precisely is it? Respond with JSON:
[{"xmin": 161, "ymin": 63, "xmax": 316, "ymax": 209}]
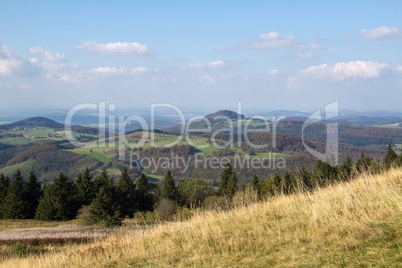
[
  {"xmin": 75, "ymin": 167, "xmax": 95, "ymax": 206},
  {"xmin": 93, "ymin": 169, "xmax": 111, "ymax": 194},
  {"xmin": 136, "ymin": 173, "xmax": 153, "ymax": 211},
  {"xmin": 250, "ymin": 174, "xmax": 259, "ymax": 191},
  {"xmin": 312, "ymin": 160, "xmax": 338, "ymax": 186},
  {"xmin": 384, "ymin": 143, "xmax": 397, "ymax": 168},
  {"xmin": 216, "ymin": 163, "xmax": 238, "ymax": 197},
  {"xmin": 338, "ymin": 155, "xmax": 354, "ymax": 181},
  {"xmin": 178, "ymin": 178, "xmax": 215, "ymax": 207},
  {"xmin": 1, "ymin": 170, "xmax": 28, "ymax": 219},
  {"xmin": 259, "ymin": 172, "xmax": 282, "ymax": 196},
  {"xmin": 35, "ymin": 173, "xmax": 78, "ymax": 221},
  {"xmin": 0, "ymin": 173, "xmax": 10, "ymax": 218},
  {"xmin": 24, "ymin": 170, "xmax": 42, "ymax": 218},
  {"xmin": 356, "ymin": 152, "xmax": 372, "ymax": 173},
  {"xmin": 282, "ymin": 170, "xmax": 293, "ymax": 194},
  {"xmin": 298, "ymin": 167, "xmax": 313, "ymax": 190},
  {"xmin": 86, "ymin": 182, "xmax": 121, "ymax": 226},
  {"xmin": 161, "ymin": 170, "xmax": 179, "ymax": 202},
  {"xmin": 116, "ymin": 168, "xmax": 136, "ymax": 218}
]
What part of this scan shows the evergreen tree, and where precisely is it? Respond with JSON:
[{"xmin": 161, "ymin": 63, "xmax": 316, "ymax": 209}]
[
  {"xmin": 338, "ymin": 155, "xmax": 354, "ymax": 181},
  {"xmin": 0, "ymin": 173, "xmax": 10, "ymax": 218},
  {"xmin": 250, "ymin": 174, "xmax": 259, "ymax": 190},
  {"xmin": 312, "ymin": 160, "xmax": 338, "ymax": 186},
  {"xmin": 93, "ymin": 169, "xmax": 111, "ymax": 194},
  {"xmin": 282, "ymin": 170, "xmax": 293, "ymax": 194},
  {"xmin": 116, "ymin": 168, "xmax": 136, "ymax": 218},
  {"xmin": 34, "ymin": 184, "xmax": 54, "ymax": 221},
  {"xmin": 259, "ymin": 172, "xmax": 282, "ymax": 196},
  {"xmin": 1, "ymin": 170, "xmax": 28, "ymax": 219},
  {"xmin": 161, "ymin": 170, "xmax": 179, "ymax": 202},
  {"xmin": 356, "ymin": 152, "xmax": 372, "ymax": 172},
  {"xmin": 75, "ymin": 167, "xmax": 95, "ymax": 206},
  {"xmin": 136, "ymin": 173, "xmax": 153, "ymax": 211},
  {"xmin": 216, "ymin": 163, "xmax": 237, "ymax": 197},
  {"xmin": 35, "ymin": 172, "xmax": 78, "ymax": 221},
  {"xmin": 24, "ymin": 170, "xmax": 42, "ymax": 218},
  {"xmin": 384, "ymin": 143, "xmax": 397, "ymax": 168},
  {"xmin": 87, "ymin": 182, "xmax": 121, "ymax": 226},
  {"xmin": 298, "ymin": 167, "xmax": 313, "ymax": 190}
]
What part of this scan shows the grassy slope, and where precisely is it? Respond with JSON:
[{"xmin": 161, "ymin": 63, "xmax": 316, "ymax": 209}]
[
  {"xmin": 2, "ymin": 168, "xmax": 401, "ymax": 267},
  {"xmin": 0, "ymin": 159, "xmax": 36, "ymax": 177}
]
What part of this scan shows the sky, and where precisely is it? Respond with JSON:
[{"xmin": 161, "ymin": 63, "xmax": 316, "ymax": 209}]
[{"xmin": 1, "ymin": 0, "xmax": 402, "ymax": 113}]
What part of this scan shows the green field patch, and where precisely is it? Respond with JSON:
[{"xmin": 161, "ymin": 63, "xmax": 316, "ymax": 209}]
[
  {"xmin": 68, "ymin": 148, "xmax": 110, "ymax": 164},
  {"xmin": 373, "ymin": 123, "xmax": 402, "ymax": 129},
  {"xmin": 0, "ymin": 159, "xmax": 36, "ymax": 177},
  {"xmin": 253, "ymin": 152, "xmax": 290, "ymax": 158},
  {"xmin": 145, "ymin": 174, "xmax": 164, "ymax": 182},
  {"xmin": 105, "ymin": 168, "xmax": 119, "ymax": 172}
]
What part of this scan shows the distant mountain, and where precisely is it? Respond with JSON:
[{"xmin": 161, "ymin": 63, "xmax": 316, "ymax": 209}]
[
  {"xmin": 205, "ymin": 110, "xmax": 245, "ymax": 121},
  {"xmin": 0, "ymin": 117, "xmax": 64, "ymax": 130},
  {"xmin": 165, "ymin": 110, "xmax": 246, "ymax": 133}
]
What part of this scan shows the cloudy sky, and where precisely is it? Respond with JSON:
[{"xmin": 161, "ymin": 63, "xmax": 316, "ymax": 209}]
[{"xmin": 1, "ymin": 1, "xmax": 402, "ymax": 112}]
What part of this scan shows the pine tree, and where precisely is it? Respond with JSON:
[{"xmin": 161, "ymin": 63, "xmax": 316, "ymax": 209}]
[
  {"xmin": 298, "ymin": 167, "xmax": 313, "ymax": 190},
  {"xmin": 136, "ymin": 173, "xmax": 153, "ymax": 211},
  {"xmin": 250, "ymin": 174, "xmax": 259, "ymax": 190},
  {"xmin": 93, "ymin": 169, "xmax": 110, "ymax": 194},
  {"xmin": 338, "ymin": 155, "xmax": 353, "ymax": 181},
  {"xmin": 217, "ymin": 163, "xmax": 237, "ymax": 197},
  {"xmin": 75, "ymin": 167, "xmax": 95, "ymax": 206},
  {"xmin": 116, "ymin": 168, "xmax": 136, "ymax": 218},
  {"xmin": 312, "ymin": 160, "xmax": 338, "ymax": 186},
  {"xmin": 282, "ymin": 170, "xmax": 293, "ymax": 194},
  {"xmin": 0, "ymin": 173, "xmax": 10, "ymax": 218},
  {"xmin": 356, "ymin": 152, "xmax": 372, "ymax": 172},
  {"xmin": 1, "ymin": 170, "xmax": 28, "ymax": 219},
  {"xmin": 24, "ymin": 170, "xmax": 42, "ymax": 218},
  {"xmin": 34, "ymin": 184, "xmax": 55, "ymax": 221},
  {"xmin": 87, "ymin": 182, "xmax": 121, "ymax": 226},
  {"xmin": 35, "ymin": 173, "xmax": 78, "ymax": 221},
  {"xmin": 384, "ymin": 143, "xmax": 397, "ymax": 168},
  {"xmin": 259, "ymin": 172, "xmax": 282, "ymax": 196},
  {"xmin": 161, "ymin": 170, "xmax": 179, "ymax": 202}
]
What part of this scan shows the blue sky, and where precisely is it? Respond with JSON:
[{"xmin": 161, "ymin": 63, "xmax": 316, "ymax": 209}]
[{"xmin": 1, "ymin": 0, "xmax": 402, "ymax": 112}]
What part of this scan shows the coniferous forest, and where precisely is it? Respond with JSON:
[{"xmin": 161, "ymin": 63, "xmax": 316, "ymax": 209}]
[{"xmin": 1, "ymin": 144, "xmax": 400, "ymax": 226}]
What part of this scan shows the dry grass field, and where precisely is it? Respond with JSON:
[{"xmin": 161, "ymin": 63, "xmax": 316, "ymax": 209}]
[{"xmin": 0, "ymin": 168, "xmax": 401, "ymax": 267}]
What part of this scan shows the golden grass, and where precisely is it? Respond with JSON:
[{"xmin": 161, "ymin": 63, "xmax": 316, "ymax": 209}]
[{"xmin": 2, "ymin": 168, "xmax": 402, "ymax": 267}]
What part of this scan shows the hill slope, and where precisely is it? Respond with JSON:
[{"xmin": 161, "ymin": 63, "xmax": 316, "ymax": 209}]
[
  {"xmin": 3, "ymin": 168, "xmax": 401, "ymax": 267},
  {"xmin": 0, "ymin": 117, "xmax": 64, "ymax": 130}
]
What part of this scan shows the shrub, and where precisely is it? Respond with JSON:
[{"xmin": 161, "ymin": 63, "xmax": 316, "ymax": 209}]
[{"xmin": 156, "ymin": 199, "xmax": 176, "ymax": 221}]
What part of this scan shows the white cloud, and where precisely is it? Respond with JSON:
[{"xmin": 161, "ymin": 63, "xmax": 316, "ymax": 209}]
[
  {"xmin": 239, "ymin": 31, "xmax": 297, "ymax": 49},
  {"xmin": 296, "ymin": 53, "xmax": 318, "ymax": 59},
  {"xmin": 208, "ymin": 60, "xmax": 228, "ymax": 68},
  {"xmin": 238, "ymin": 31, "xmax": 322, "ymax": 50},
  {"xmin": 57, "ymin": 65, "xmax": 155, "ymax": 84},
  {"xmin": 183, "ymin": 60, "xmax": 232, "ymax": 70},
  {"xmin": 199, "ymin": 75, "xmax": 216, "ymax": 84},
  {"xmin": 20, "ymin": 83, "xmax": 33, "ymax": 90},
  {"xmin": 360, "ymin": 26, "xmax": 402, "ymax": 39},
  {"xmin": 183, "ymin": 62, "xmax": 205, "ymax": 69},
  {"xmin": 29, "ymin": 46, "xmax": 65, "ymax": 62},
  {"xmin": 74, "ymin": 41, "xmax": 152, "ymax": 55},
  {"xmin": 397, "ymin": 66, "xmax": 402, "ymax": 72},
  {"xmin": 0, "ymin": 42, "xmax": 40, "ymax": 76},
  {"xmin": 287, "ymin": 60, "xmax": 389, "ymax": 89},
  {"xmin": 268, "ymin": 69, "xmax": 278, "ymax": 75}
]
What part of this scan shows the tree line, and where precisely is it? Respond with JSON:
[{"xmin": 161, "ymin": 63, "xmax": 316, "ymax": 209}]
[{"xmin": 0, "ymin": 143, "xmax": 401, "ymax": 226}]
